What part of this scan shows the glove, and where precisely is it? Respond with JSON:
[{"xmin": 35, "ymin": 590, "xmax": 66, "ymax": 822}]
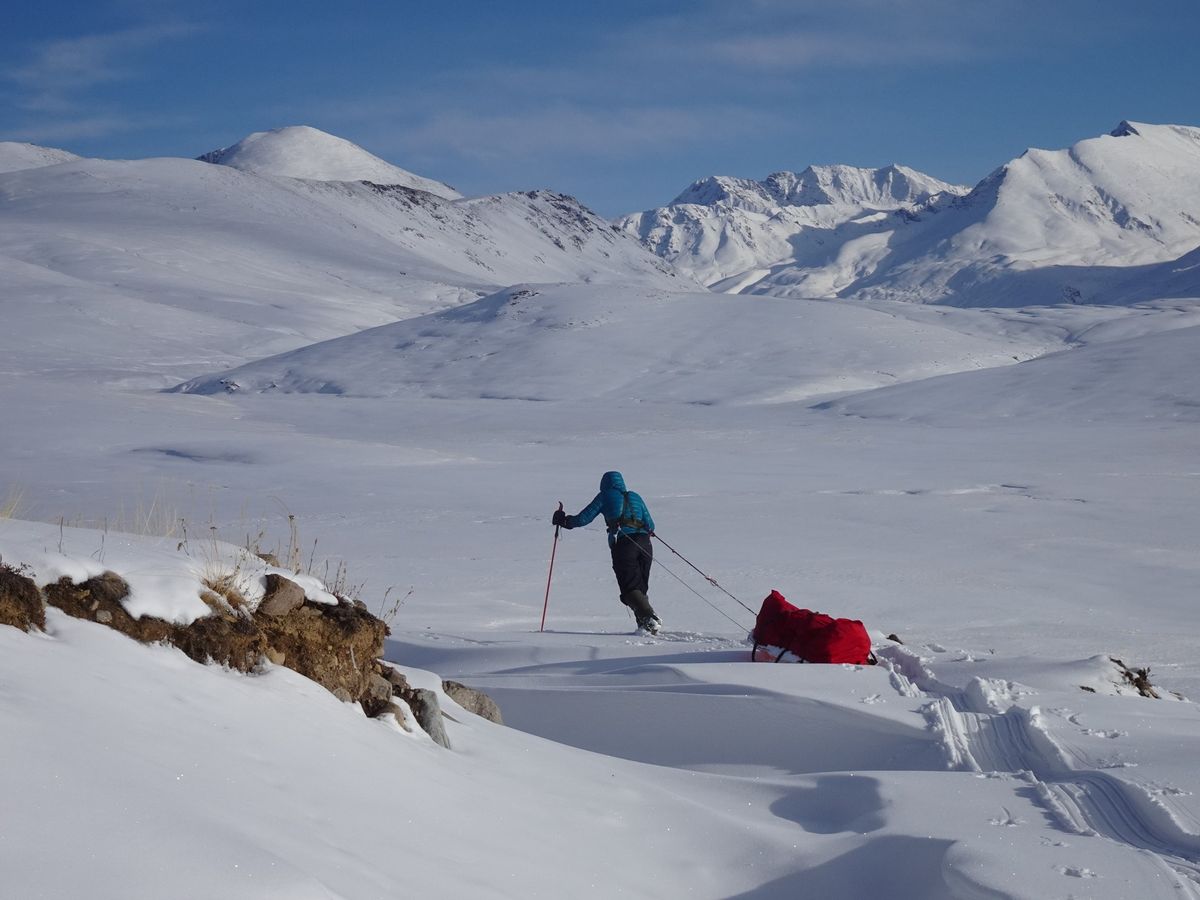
[{"xmin": 552, "ymin": 509, "xmax": 566, "ymax": 527}]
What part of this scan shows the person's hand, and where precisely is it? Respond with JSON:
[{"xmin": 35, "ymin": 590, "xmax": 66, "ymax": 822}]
[{"xmin": 552, "ymin": 509, "xmax": 566, "ymax": 527}]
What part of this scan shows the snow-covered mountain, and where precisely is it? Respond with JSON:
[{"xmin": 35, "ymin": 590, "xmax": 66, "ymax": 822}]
[
  {"xmin": 0, "ymin": 138, "xmax": 679, "ymax": 386},
  {"xmin": 621, "ymin": 164, "xmax": 967, "ymax": 292},
  {"xmin": 199, "ymin": 125, "xmax": 463, "ymax": 199},
  {"xmin": 624, "ymin": 123, "xmax": 1200, "ymax": 306},
  {"xmin": 671, "ymin": 163, "xmax": 961, "ymax": 212},
  {"xmin": 0, "ymin": 140, "xmax": 80, "ymax": 173}
]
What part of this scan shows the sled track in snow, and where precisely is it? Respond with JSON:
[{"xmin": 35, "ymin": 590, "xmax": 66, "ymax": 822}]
[{"xmin": 878, "ymin": 648, "xmax": 1200, "ymax": 896}]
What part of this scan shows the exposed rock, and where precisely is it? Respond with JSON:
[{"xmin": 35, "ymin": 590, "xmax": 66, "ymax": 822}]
[
  {"xmin": 46, "ymin": 572, "xmax": 270, "ymax": 672},
  {"xmin": 44, "ymin": 573, "xmax": 172, "ymax": 644},
  {"xmin": 361, "ymin": 673, "xmax": 395, "ymax": 718},
  {"xmin": 44, "ymin": 571, "xmax": 388, "ymax": 707},
  {"xmin": 442, "ymin": 680, "xmax": 503, "ymax": 725},
  {"xmin": 171, "ymin": 613, "xmax": 268, "ymax": 672},
  {"xmin": 0, "ymin": 566, "xmax": 44, "ymax": 631},
  {"xmin": 258, "ymin": 573, "xmax": 306, "ymax": 617},
  {"xmin": 1111, "ymin": 656, "xmax": 1160, "ymax": 699},
  {"xmin": 256, "ymin": 598, "xmax": 388, "ymax": 704},
  {"xmin": 380, "ymin": 663, "xmax": 410, "ymax": 692},
  {"xmin": 409, "ymin": 688, "xmax": 451, "ymax": 749},
  {"xmin": 375, "ymin": 662, "xmax": 451, "ymax": 746}
]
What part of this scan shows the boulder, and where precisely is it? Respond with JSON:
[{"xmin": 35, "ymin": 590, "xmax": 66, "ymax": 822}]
[
  {"xmin": 360, "ymin": 673, "xmax": 395, "ymax": 718},
  {"xmin": 0, "ymin": 566, "xmax": 44, "ymax": 631},
  {"xmin": 442, "ymin": 680, "xmax": 503, "ymax": 725},
  {"xmin": 258, "ymin": 573, "xmax": 306, "ymax": 617},
  {"xmin": 409, "ymin": 688, "xmax": 451, "ymax": 749}
]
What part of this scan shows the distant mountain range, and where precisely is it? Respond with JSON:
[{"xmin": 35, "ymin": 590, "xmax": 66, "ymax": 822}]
[
  {"xmin": 3, "ymin": 119, "xmax": 1199, "ymax": 389},
  {"xmin": 620, "ymin": 122, "xmax": 1200, "ymax": 307}
]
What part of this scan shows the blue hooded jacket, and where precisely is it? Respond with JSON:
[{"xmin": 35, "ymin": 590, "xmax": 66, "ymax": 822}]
[{"xmin": 564, "ymin": 471, "xmax": 654, "ymax": 546}]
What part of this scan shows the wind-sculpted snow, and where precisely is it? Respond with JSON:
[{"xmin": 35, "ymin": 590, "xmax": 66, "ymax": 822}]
[
  {"xmin": 626, "ymin": 122, "xmax": 1200, "ymax": 307},
  {"xmin": 199, "ymin": 125, "xmax": 463, "ymax": 199}
]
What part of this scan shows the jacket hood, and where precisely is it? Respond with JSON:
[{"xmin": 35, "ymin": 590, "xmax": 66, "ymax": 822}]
[{"xmin": 600, "ymin": 471, "xmax": 626, "ymax": 493}]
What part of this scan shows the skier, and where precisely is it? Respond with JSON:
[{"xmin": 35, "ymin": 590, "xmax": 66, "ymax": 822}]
[{"xmin": 552, "ymin": 471, "xmax": 662, "ymax": 634}]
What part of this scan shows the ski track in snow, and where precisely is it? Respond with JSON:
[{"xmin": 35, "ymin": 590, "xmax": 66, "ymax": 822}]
[{"xmin": 878, "ymin": 646, "xmax": 1200, "ymax": 895}]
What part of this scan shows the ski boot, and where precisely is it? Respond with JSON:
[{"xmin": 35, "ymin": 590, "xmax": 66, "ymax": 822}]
[{"xmin": 622, "ymin": 590, "xmax": 661, "ymax": 634}]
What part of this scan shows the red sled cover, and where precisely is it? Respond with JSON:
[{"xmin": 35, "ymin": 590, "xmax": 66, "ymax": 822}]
[{"xmin": 752, "ymin": 590, "xmax": 873, "ymax": 664}]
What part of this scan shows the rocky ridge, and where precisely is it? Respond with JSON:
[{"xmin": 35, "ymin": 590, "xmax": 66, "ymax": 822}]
[{"xmin": 0, "ymin": 560, "xmax": 501, "ymax": 749}]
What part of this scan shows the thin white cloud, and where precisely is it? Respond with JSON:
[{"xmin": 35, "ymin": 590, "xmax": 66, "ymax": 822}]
[
  {"xmin": 7, "ymin": 22, "xmax": 199, "ymax": 111},
  {"xmin": 5, "ymin": 115, "xmax": 140, "ymax": 143},
  {"xmin": 705, "ymin": 31, "xmax": 976, "ymax": 69},
  {"xmin": 389, "ymin": 103, "xmax": 773, "ymax": 164}
]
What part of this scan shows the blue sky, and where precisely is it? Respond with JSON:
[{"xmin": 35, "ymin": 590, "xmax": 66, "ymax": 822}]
[{"xmin": 3, "ymin": 1, "xmax": 1198, "ymax": 215}]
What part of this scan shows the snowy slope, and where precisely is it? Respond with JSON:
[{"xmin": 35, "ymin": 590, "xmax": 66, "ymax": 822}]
[
  {"xmin": 0, "ymin": 154, "xmax": 678, "ymax": 386},
  {"xmin": 626, "ymin": 123, "xmax": 1200, "ymax": 306},
  {"xmin": 199, "ymin": 125, "xmax": 463, "ymax": 199},
  {"xmin": 0, "ymin": 141, "xmax": 80, "ymax": 173},
  {"xmin": 5, "ymin": 515, "xmax": 1200, "ymax": 900},
  {"xmin": 172, "ymin": 283, "xmax": 1087, "ymax": 403},
  {"xmin": 819, "ymin": 315, "xmax": 1200, "ymax": 425}
]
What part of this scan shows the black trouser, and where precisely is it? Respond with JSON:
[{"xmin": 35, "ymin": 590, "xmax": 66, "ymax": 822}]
[{"xmin": 610, "ymin": 532, "xmax": 653, "ymax": 596}]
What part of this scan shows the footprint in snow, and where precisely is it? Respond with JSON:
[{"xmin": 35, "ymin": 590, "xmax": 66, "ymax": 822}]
[
  {"xmin": 1056, "ymin": 866, "xmax": 1098, "ymax": 878},
  {"xmin": 1082, "ymin": 728, "xmax": 1127, "ymax": 739}
]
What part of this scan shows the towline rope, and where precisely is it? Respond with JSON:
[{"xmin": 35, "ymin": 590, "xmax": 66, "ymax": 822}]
[
  {"xmin": 649, "ymin": 533, "xmax": 758, "ymax": 618},
  {"xmin": 618, "ymin": 532, "xmax": 755, "ymax": 631}
]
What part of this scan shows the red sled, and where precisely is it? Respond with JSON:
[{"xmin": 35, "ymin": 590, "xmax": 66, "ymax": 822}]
[{"xmin": 751, "ymin": 590, "xmax": 874, "ymax": 665}]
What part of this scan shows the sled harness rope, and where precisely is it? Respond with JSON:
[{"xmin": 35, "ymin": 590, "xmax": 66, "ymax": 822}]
[
  {"xmin": 650, "ymin": 533, "xmax": 758, "ymax": 618},
  {"xmin": 619, "ymin": 532, "xmax": 753, "ymax": 631}
]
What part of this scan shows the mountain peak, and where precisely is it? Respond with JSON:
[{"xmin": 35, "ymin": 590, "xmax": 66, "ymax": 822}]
[
  {"xmin": 198, "ymin": 126, "xmax": 461, "ymax": 199},
  {"xmin": 669, "ymin": 164, "xmax": 965, "ymax": 213}
]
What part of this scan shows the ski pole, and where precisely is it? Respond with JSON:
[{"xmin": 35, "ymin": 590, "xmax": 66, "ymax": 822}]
[{"xmin": 540, "ymin": 502, "xmax": 563, "ymax": 632}]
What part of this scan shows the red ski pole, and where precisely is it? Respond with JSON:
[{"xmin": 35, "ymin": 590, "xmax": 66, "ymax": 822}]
[{"xmin": 540, "ymin": 502, "xmax": 563, "ymax": 632}]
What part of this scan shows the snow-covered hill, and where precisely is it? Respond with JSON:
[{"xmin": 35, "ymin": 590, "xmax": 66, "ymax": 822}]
[
  {"xmin": 0, "ymin": 148, "xmax": 678, "ymax": 386},
  {"xmin": 0, "ymin": 140, "xmax": 80, "ymax": 173},
  {"xmin": 199, "ymin": 125, "xmax": 463, "ymax": 199},
  {"xmin": 172, "ymin": 283, "xmax": 1083, "ymax": 403},
  {"xmin": 624, "ymin": 122, "xmax": 1200, "ymax": 306}
]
